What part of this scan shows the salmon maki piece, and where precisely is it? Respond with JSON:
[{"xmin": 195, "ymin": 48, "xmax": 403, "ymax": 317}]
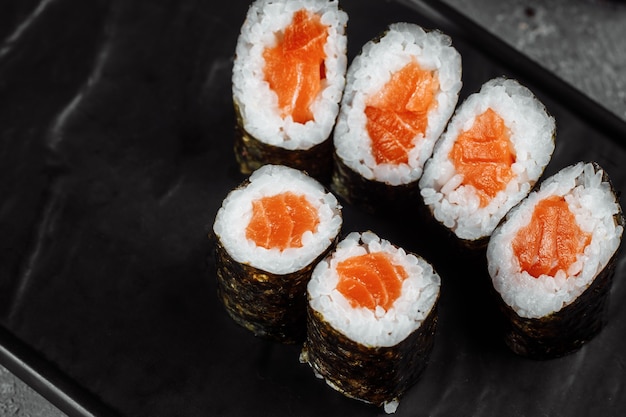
[
  {"xmin": 332, "ymin": 23, "xmax": 462, "ymax": 212},
  {"xmin": 420, "ymin": 78, "xmax": 556, "ymax": 247},
  {"xmin": 213, "ymin": 165, "xmax": 342, "ymax": 343},
  {"xmin": 232, "ymin": 0, "xmax": 348, "ymax": 182},
  {"xmin": 302, "ymin": 231, "xmax": 441, "ymax": 413},
  {"xmin": 487, "ymin": 162, "xmax": 624, "ymax": 358}
]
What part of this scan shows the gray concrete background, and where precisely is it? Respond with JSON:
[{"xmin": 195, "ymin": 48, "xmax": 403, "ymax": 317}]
[
  {"xmin": 1, "ymin": 0, "xmax": 624, "ymax": 416},
  {"xmin": 445, "ymin": 0, "xmax": 626, "ymax": 120}
]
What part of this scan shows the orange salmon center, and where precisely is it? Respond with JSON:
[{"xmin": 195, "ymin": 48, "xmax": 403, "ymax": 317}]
[
  {"xmin": 336, "ymin": 252, "xmax": 408, "ymax": 311},
  {"xmin": 365, "ymin": 60, "xmax": 439, "ymax": 165},
  {"xmin": 263, "ymin": 9, "xmax": 328, "ymax": 124},
  {"xmin": 512, "ymin": 196, "xmax": 591, "ymax": 278},
  {"xmin": 246, "ymin": 192, "xmax": 320, "ymax": 251},
  {"xmin": 449, "ymin": 108, "xmax": 516, "ymax": 207}
]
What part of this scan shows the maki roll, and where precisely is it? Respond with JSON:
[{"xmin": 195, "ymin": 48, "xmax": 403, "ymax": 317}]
[
  {"xmin": 487, "ymin": 162, "xmax": 624, "ymax": 359},
  {"xmin": 419, "ymin": 77, "xmax": 556, "ymax": 248},
  {"xmin": 231, "ymin": 0, "xmax": 348, "ymax": 183},
  {"xmin": 301, "ymin": 231, "xmax": 441, "ymax": 413},
  {"xmin": 332, "ymin": 23, "xmax": 462, "ymax": 212},
  {"xmin": 213, "ymin": 165, "xmax": 342, "ymax": 343}
]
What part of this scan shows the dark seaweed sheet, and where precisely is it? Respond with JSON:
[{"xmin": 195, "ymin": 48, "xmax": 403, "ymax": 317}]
[{"xmin": 1, "ymin": 0, "xmax": 625, "ymax": 416}]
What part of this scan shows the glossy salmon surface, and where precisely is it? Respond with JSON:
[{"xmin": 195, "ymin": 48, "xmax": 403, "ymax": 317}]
[
  {"xmin": 365, "ymin": 60, "xmax": 439, "ymax": 164},
  {"xmin": 512, "ymin": 196, "xmax": 591, "ymax": 278},
  {"xmin": 449, "ymin": 108, "xmax": 515, "ymax": 207},
  {"xmin": 263, "ymin": 9, "xmax": 328, "ymax": 124},
  {"xmin": 246, "ymin": 192, "xmax": 320, "ymax": 250},
  {"xmin": 336, "ymin": 252, "xmax": 408, "ymax": 311}
]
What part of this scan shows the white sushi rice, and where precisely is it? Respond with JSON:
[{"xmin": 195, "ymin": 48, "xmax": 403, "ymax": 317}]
[
  {"xmin": 333, "ymin": 23, "xmax": 462, "ymax": 186},
  {"xmin": 419, "ymin": 78, "xmax": 556, "ymax": 241},
  {"xmin": 232, "ymin": 0, "xmax": 348, "ymax": 150},
  {"xmin": 487, "ymin": 162, "xmax": 623, "ymax": 318},
  {"xmin": 213, "ymin": 165, "xmax": 342, "ymax": 275},
  {"xmin": 307, "ymin": 231, "xmax": 441, "ymax": 347}
]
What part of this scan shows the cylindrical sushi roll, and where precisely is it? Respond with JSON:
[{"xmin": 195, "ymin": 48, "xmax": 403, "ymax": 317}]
[
  {"xmin": 231, "ymin": 0, "xmax": 348, "ymax": 183},
  {"xmin": 301, "ymin": 231, "xmax": 441, "ymax": 413},
  {"xmin": 332, "ymin": 22, "xmax": 462, "ymax": 212},
  {"xmin": 213, "ymin": 164, "xmax": 342, "ymax": 343},
  {"xmin": 487, "ymin": 162, "xmax": 624, "ymax": 359},
  {"xmin": 419, "ymin": 77, "xmax": 556, "ymax": 249}
]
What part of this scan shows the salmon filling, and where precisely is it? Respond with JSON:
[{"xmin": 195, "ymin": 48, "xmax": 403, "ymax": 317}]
[
  {"xmin": 365, "ymin": 60, "xmax": 439, "ymax": 165},
  {"xmin": 336, "ymin": 252, "xmax": 408, "ymax": 311},
  {"xmin": 512, "ymin": 196, "xmax": 591, "ymax": 278},
  {"xmin": 246, "ymin": 192, "xmax": 320, "ymax": 250},
  {"xmin": 449, "ymin": 108, "xmax": 516, "ymax": 207},
  {"xmin": 263, "ymin": 9, "xmax": 328, "ymax": 124}
]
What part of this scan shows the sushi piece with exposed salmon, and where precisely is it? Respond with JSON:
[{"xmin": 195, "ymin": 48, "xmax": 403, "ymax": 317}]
[
  {"xmin": 301, "ymin": 231, "xmax": 441, "ymax": 413},
  {"xmin": 232, "ymin": 0, "xmax": 348, "ymax": 183},
  {"xmin": 419, "ymin": 77, "xmax": 556, "ymax": 248},
  {"xmin": 487, "ymin": 162, "xmax": 624, "ymax": 359},
  {"xmin": 332, "ymin": 22, "xmax": 462, "ymax": 212},
  {"xmin": 212, "ymin": 165, "xmax": 342, "ymax": 343}
]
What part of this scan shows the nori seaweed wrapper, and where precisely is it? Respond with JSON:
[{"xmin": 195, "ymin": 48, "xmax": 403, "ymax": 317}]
[
  {"xmin": 494, "ymin": 163, "xmax": 624, "ymax": 360},
  {"xmin": 496, "ymin": 253, "xmax": 617, "ymax": 360},
  {"xmin": 214, "ymin": 235, "xmax": 337, "ymax": 344},
  {"xmin": 301, "ymin": 296, "xmax": 439, "ymax": 409},
  {"xmin": 233, "ymin": 102, "xmax": 334, "ymax": 184},
  {"xmin": 331, "ymin": 152, "xmax": 421, "ymax": 214}
]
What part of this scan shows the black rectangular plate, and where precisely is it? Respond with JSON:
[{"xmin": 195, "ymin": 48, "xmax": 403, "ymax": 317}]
[{"xmin": 1, "ymin": 0, "xmax": 625, "ymax": 416}]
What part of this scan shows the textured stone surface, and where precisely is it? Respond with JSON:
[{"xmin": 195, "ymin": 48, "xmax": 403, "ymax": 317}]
[
  {"xmin": 444, "ymin": 0, "xmax": 626, "ymax": 120},
  {"xmin": 1, "ymin": 0, "xmax": 624, "ymax": 416},
  {"xmin": 0, "ymin": 365, "xmax": 66, "ymax": 417}
]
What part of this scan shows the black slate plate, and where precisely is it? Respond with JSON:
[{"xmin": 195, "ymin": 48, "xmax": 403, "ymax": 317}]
[{"xmin": 1, "ymin": 0, "xmax": 625, "ymax": 416}]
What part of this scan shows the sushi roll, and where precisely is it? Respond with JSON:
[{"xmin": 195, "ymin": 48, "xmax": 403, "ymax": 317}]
[
  {"xmin": 213, "ymin": 164, "xmax": 342, "ymax": 343},
  {"xmin": 487, "ymin": 162, "xmax": 624, "ymax": 359},
  {"xmin": 419, "ymin": 77, "xmax": 556, "ymax": 249},
  {"xmin": 332, "ymin": 23, "xmax": 462, "ymax": 212},
  {"xmin": 301, "ymin": 231, "xmax": 441, "ymax": 413},
  {"xmin": 231, "ymin": 0, "xmax": 348, "ymax": 183}
]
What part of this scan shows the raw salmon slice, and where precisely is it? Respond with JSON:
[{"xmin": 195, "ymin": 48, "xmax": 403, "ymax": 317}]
[
  {"xmin": 263, "ymin": 9, "xmax": 328, "ymax": 124},
  {"xmin": 449, "ymin": 108, "xmax": 515, "ymax": 207},
  {"xmin": 365, "ymin": 60, "xmax": 439, "ymax": 164},
  {"xmin": 246, "ymin": 191, "xmax": 320, "ymax": 250},
  {"xmin": 512, "ymin": 196, "xmax": 591, "ymax": 278},
  {"xmin": 336, "ymin": 252, "xmax": 408, "ymax": 311}
]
